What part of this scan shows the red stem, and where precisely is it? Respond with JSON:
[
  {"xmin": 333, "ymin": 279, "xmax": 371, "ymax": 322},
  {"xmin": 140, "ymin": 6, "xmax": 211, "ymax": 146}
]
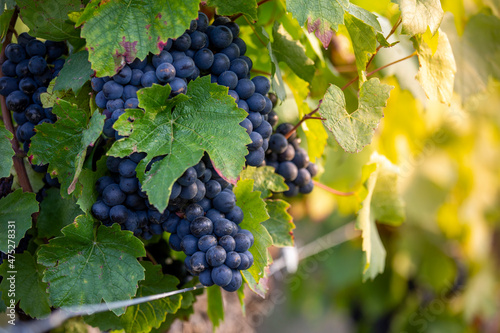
[
  {"xmin": 0, "ymin": 8, "xmax": 32, "ymax": 193},
  {"xmin": 312, "ymin": 180, "xmax": 355, "ymax": 196},
  {"xmin": 284, "ymin": 106, "xmax": 321, "ymax": 139}
]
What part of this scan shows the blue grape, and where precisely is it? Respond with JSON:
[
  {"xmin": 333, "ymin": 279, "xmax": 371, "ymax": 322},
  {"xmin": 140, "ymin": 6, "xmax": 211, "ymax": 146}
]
[
  {"xmin": 206, "ymin": 209, "xmax": 224, "ymax": 222},
  {"xmin": 205, "ymin": 180, "xmax": 221, "ymax": 199},
  {"xmin": 26, "ymin": 40, "xmax": 46, "ymax": 57},
  {"xmin": 169, "ymin": 78, "xmax": 187, "ymax": 96},
  {"xmin": 247, "ymin": 131, "xmax": 263, "ymax": 151},
  {"xmin": 209, "ymin": 26, "xmax": 233, "ymax": 49},
  {"xmin": 184, "ymin": 203, "xmax": 204, "ymax": 221},
  {"xmin": 247, "ymin": 111, "xmax": 263, "ymax": 128},
  {"xmin": 219, "ymin": 235, "xmax": 236, "ymax": 252},
  {"xmin": 213, "ymin": 191, "xmax": 235, "ymax": 213},
  {"xmin": 13, "ymin": 110, "xmax": 27, "ymax": 125},
  {"xmin": 246, "ymin": 93, "xmax": 266, "ymax": 112},
  {"xmin": 169, "ymin": 233, "xmax": 182, "ymax": 251},
  {"xmin": 106, "ymin": 98, "xmax": 124, "ymax": 111},
  {"xmin": 181, "ymin": 235, "xmax": 199, "ymax": 255},
  {"xmin": 210, "ymin": 53, "xmax": 230, "ymax": 75},
  {"xmin": 198, "ymin": 235, "xmax": 217, "ymax": 252},
  {"xmin": 240, "ymin": 55, "xmax": 253, "ymax": 71},
  {"xmin": 190, "ymin": 251, "xmax": 209, "ymax": 273},
  {"xmin": 124, "ymin": 98, "xmax": 139, "ymax": 109},
  {"xmin": 196, "ymin": 12, "xmax": 209, "ymax": 32},
  {"xmin": 91, "ymin": 77, "xmax": 105, "ymax": 92},
  {"xmin": 224, "ymin": 22, "xmax": 240, "ymax": 38},
  {"xmin": 254, "ymin": 120, "xmax": 272, "ymax": 139},
  {"xmin": 213, "ymin": 218, "xmax": 234, "ymax": 237},
  {"xmin": 292, "ymin": 148, "xmax": 310, "ymax": 168},
  {"xmin": 220, "ymin": 43, "xmax": 240, "ymax": 61},
  {"xmin": 170, "ymin": 182, "xmax": 182, "ymax": 200},
  {"xmin": 229, "ymin": 58, "xmax": 248, "ymax": 79},
  {"xmin": 109, "ymin": 205, "xmax": 129, "ymax": 223},
  {"xmin": 278, "ymin": 144, "xmax": 295, "ymax": 161},
  {"xmin": 176, "ymin": 219, "xmax": 191, "ymax": 239},
  {"xmin": 173, "ymin": 57, "xmax": 195, "ymax": 78},
  {"xmin": 225, "ymin": 206, "xmax": 243, "ymax": 224},
  {"xmin": 239, "ymin": 118, "xmax": 253, "ymax": 135},
  {"xmin": 222, "ymin": 270, "xmax": 243, "ymax": 292},
  {"xmin": 0, "ymin": 77, "xmax": 19, "ymax": 96},
  {"xmin": 102, "ymin": 81, "xmax": 123, "ymax": 99},
  {"xmin": 299, "ymin": 181, "xmax": 314, "ymax": 194},
  {"xmin": 130, "ymin": 69, "xmax": 143, "ymax": 86},
  {"xmin": 217, "ymin": 71, "xmax": 238, "ymax": 89},
  {"xmin": 199, "ymin": 269, "xmax": 214, "ymax": 286},
  {"xmin": 122, "ymin": 85, "xmax": 139, "ymax": 100},
  {"xmin": 119, "ymin": 176, "xmax": 138, "ymax": 194},
  {"xmin": 237, "ymin": 252, "xmax": 250, "ymax": 270},
  {"xmin": 189, "ymin": 31, "xmax": 208, "ymax": 50},
  {"xmin": 162, "ymin": 214, "xmax": 180, "ymax": 233},
  {"xmin": 28, "ymin": 56, "xmax": 47, "ymax": 75},
  {"xmin": 125, "ymin": 193, "xmax": 147, "ymax": 210},
  {"xmin": 277, "ymin": 161, "xmax": 298, "ymax": 181},
  {"xmin": 25, "ymin": 104, "xmax": 44, "ymax": 124},
  {"xmin": 148, "ymin": 209, "xmax": 162, "ymax": 224},
  {"xmin": 5, "ymin": 44, "xmax": 26, "ymax": 63},
  {"xmin": 269, "ymin": 133, "xmax": 288, "ymax": 154},
  {"xmin": 245, "ymin": 147, "xmax": 265, "ymax": 167},
  {"xmin": 173, "ymin": 33, "xmax": 191, "ymax": 51},
  {"xmin": 178, "ymin": 167, "xmax": 197, "ymax": 186},
  {"xmin": 238, "ymin": 229, "xmax": 254, "ymax": 247},
  {"xmin": 91, "ymin": 200, "xmax": 110, "ymax": 221},
  {"xmin": 206, "ymin": 245, "xmax": 226, "ymax": 267},
  {"xmin": 233, "ymin": 37, "xmax": 247, "ymax": 55},
  {"xmin": 156, "ymin": 62, "xmax": 176, "ymax": 83},
  {"xmin": 95, "ymin": 91, "xmax": 108, "ymax": 108},
  {"xmin": 102, "ymin": 184, "xmax": 126, "ymax": 206},
  {"xmin": 118, "ymin": 159, "xmax": 137, "ymax": 178},
  {"xmin": 211, "ymin": 264, "xmax": 232, "ymax": 286},
  {"xmin": 113, "ymin": 65, "xmax": 132, "ymax": 85},
  {"xmin": 235, "ymin": 78, "xmax": 255, "ymax": 100},
  {"xmin": 224, "ymin": 252, "xmax": 241, "ymax": 269},
  {"xmin": 152, "ymin": 50, "xmax": 173, "ymax": 68},
  {"xmin": 194, "ymin": 48, "xmax": 214, "ymax": 70},
  {"xmin": 45, "ymin": 41, "xmax": 66, "ymax": 60},
  {"xmin": 140, "ymin": 71, "xmax": 158, "ymax": 87},
  {"xmin": 190, "ymin": 216, "xmax": 213, "ymax": 237},
  {"xmin": 1, "ymin": 60, "xmax": 16, "ymax": 76},
  {"xmin": 252, "ymin": 76, "xmax": 270, "ymax": 95},
  {"xmin": 6, "ymin": 91, "xmax": 29, "ymax": 112},
  {"xmin": 130, "ymin": 57, "xmax": 148, "ymax": 70},
  {"xmin": 234, "ymin": 233, "xmax": 251, "ymax": 252}
]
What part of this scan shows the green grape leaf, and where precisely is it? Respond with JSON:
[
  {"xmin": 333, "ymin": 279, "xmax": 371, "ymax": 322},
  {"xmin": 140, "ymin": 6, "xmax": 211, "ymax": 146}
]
[
  {"xmin": 207, "ymin": 0, "xmax": 258, "ymax": 21},
  {"xmin": 240, "ymin": 166, "xmax": 287, "ymax": 198},
  {"xmin": 109, "ymin": 77, "xmax": 250, "ymax": 212},
  {"xmin": 0, "ymin": 190, "xmax": 38, "ymax": 253},
  {"xmin": 357, "ymin": 152, "xmax": 405, "ymax": 281},
  {"xmin": 234, "ymin": 179, "xmax": 272, "ymax": 291},
  {"xmin": 75, "ymin": 0, "xmax": 200, "ymax": 77},
  {"xmin": 207, "ymin": 285, "xmax": 224, "ymax": 328},
  {"xmin": 53, "ymin": 51, "xmax": 93, "ymax": 95},
  {"xmin": 84, "ymin": 262, "xmax": 182, "ymax": 333},
  {"xmin": 395, "ymin": 0, "xmax": 444, "ymax": 35},
  {"xmin": 37, "ymin": 214, "xmax": 146, "ymax": 316},
  {"xmin": 271, "ymin": 23, "xmax": 315, "ymax": 83},
  {"xmin": 344, "ymin": 12, "xmax": 378, "ymax": 80},
  {"xmin": 37, "ymin": 188, "xmax": 83, "ymax": 238},
  {"xmin": 41, "ymin": 80, "xmax": 92, "ymax": 113},
  {"xmin": 286, "ymin": 0, "xmax": 349, "ymax": 47},
  {"xmin": 263, "ymin": 200, "xmax": 295, "ymax": 247},
  {"xmin": 414, "ymin": 29, "xmax": 456, "ymax": 105},
  {"xmin": 0, "ymin": 9, "xmax": 14, "ymax": 40},
  {"xmin": 261, "ymin": 27, "xmax": 286, "ymax": 101},
  {"xmin": 0, "ymin": 252, "xmax": 51, "ymax": 318},
  {"xmin": 73, "ymin": 156, "xmax": 108, "ymax": 213},
  {"xmin": 0, "ymin": 0, "xmax": 15, "ymax": 15},
  {"xmin": 346, "ymin": 4, "xmax": 382, "ymax": 32},
  {"xmin": 17, "ymin": 0, "xmax": 82, "ymax": 41},
  {"xmin": 0, "ymin": 125, "xmax": 14, "ymax": 178},
  {"xmin": 30, "ymin": 100, "xmax": 106, "ymax": 196},
  {"xmin": 319, "ymin": 78, "xmax": 393, "ymax": 153}
]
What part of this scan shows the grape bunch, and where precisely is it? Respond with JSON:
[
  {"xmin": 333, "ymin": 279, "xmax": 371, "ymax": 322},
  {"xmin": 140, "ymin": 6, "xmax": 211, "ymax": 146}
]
[
  {"xmin": 0, "ymin": 32, "xmax": 66, "ymax": 187},
  {"xmin": 91, "ymin": 12, "xmax": 273, "ymax": 167},
  {"xmin": 91, "ymin": 154, "xmax": 253, "ymax": 291}
]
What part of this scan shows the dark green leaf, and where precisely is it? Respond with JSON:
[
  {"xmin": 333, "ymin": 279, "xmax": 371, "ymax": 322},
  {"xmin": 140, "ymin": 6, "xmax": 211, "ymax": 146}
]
[
  {"xmin": 75, "ymin": 0, "xmax": 200, "ymax": 77},
  {"xmin": 271, "ymin": 22, "xmax": 315, "ymax": 83},
  {"xmin": 0, "ymin": 125, "xmax": 14, "ymax": 178},
  {"xmin": 0, "ymin": 0, "xmax": 15, "ymax": 15},
  {"xmin": 344, "ymin": 12, "xmax": 378, "ymax": 80},
  {"xmin": 319, "ymin": 78, "xmax": 393, "ymax": 153},
  {"xmin": 395, "ymin": 0, "xmax": 444, "ymax": 35},
  {"xmin": 263, "ymin": 200, "xmax": 295, "ymax": 247},
  {"xmin": 0, "ymin": 9, "xmax": 13, "ymax": 40},
  {"xmin": 234, "ymin": 179, "xmax": 272, "ymax": 291},
  {"xmin": 37, "ymin": 214, "xmax": 146, "ymax": 315},
  {"xmin": 17, "ymin": 0, "xmax": 82, "ymax": 41},
  {"xmin": 207, "ymin": 0, "xmax": 258, "ymax": 21},
  {"xmin": 53, "ymin": 51, "xmax": 93, "ymax": 94},
  {"xmin": 30, "ymin": 100, "xmax": 105, "ymax": 196},
  {"xmin": 207, "ymin": 285, "xmax": 224, "ymax": 328},
  {"xmin": 73, "ymin": 156, "xmax": 107, "ymax": 213},
  {"xmin": 286, "ymin": 0, "xmax": 349, "ymax": 47},
  {"xmin": 85, "ymin": 262, "xmax": 182, "ymax": 333},
  {"xmin": 109, "ymin": 77, "xmax": 250, "ymax": 212},
  {"xmin": 0, "ymin": 252, "xmax": 51, "ymax": 318},
  {"xmin": 0, "ymin": 190, "xmax": 38, "ymax": 253},
  {"xmin": 239, "ymin": 166, "xmax": 287, "ymax": 198},
  {"xmin": 261, "ymin": 27, "xmax": 286, "ymax": 101},
  {"xmin": 37, "ymin": 188, "xmax": 83, "ymax": 238}
]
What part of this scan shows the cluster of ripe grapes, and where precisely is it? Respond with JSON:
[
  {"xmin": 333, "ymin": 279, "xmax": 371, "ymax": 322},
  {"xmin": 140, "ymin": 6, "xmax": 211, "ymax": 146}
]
[
  {"xmin": 0, "ymin": 33, "xmax": 66, "ymax": 187},
  {"xmin": 91, "ymin": 12, "xmax": 273, "ymax": 166},
  {"xmin": 91, "ymin": 154, "xmax": 252, "ymax": 291},
  {"xmin": 266, "ymin": 123, "xmax": 318, "ymax": 196}
]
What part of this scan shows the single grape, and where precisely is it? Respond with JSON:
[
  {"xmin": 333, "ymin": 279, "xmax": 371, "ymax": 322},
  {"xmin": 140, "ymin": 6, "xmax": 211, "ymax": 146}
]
[
  {"xmin": 190, "ymin": 251, "xmax": 209, "ymax": 273},
  {"xmin": 181, "ymin": 235, "xmax": 199, "ymax": 255},
  {"xmin": 102, "ymin": 184, "xmax": 126, "ymax": 206},
  {"xmin": 219, "ymin": 235, "xmax": 236, "ymax": 252},
  {"xmin": 109, "ymin": 205, "xmax": 129, "ymax": 224},
  {"xmin": 209, "ymin": 26, "xmax": 233, "ymax": 49},
  {"xmin": 190, "ymin": 216, "xmax": 214, "ymax": 237},
  {"xmin": 206, "ymin": 246, "xmax": 227, "ymax": 267},
  {"xmin": 198, "ymin": 235, "xmax": 218, "ymax": 252},
  {"xmin": 211, "ymin": 264, "xmax": 232, "ymax": 287},
  {"xmin": 155, "ymin": 62, "xmax": 176, "ymax": 83},
  {"xmin": 91, "ymin": 200, "xmax": 110, "ymax": 221},
  {"xmin": 222, "ymin": 270, "xmax": 243, "ymax": 292}
]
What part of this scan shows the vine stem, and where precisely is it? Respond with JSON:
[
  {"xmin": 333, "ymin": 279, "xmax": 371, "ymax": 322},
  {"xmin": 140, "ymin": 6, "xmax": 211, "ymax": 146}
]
[
  {"xmin": 341, "ymin": 51, "xmax": 417, "ymax": 91},
  {"xmin": 312, "ymin": 180, "xmax": 355, "ymax": 196},
  {"xmin": 341, "ymin": 17, "xmax": 403, "ymax": 91},
  {"xmin": 145, "ymin": 250, "xmax": 158, "ymax": 265},
  {"xmin": 0, "ymin": 8, "xmax": 33, "ymax": 193},
  {"xmin": 243, "ymin": 15, "xmax": 267, "ymax": 47},
  {"xmin": 250, "ymin": 68, "xmax": 272, "ymax": 76},
  {"xmin": 231, "ymin": 0, "xmax": 273, "ymax": 21},
  {"xmin": 284, "ymin": 106, "xmax": 322, "ymax": 140}
]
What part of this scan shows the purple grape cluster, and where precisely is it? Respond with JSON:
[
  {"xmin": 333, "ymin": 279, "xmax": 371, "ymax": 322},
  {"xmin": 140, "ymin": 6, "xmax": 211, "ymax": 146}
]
[
  {"xmin": 91, "ymin": 13, "xmax": 272, "ymax": 167},
  {"xmin": 91, "ymin": 154, "xmax": 252, "ymax": 291},
  {"xmin": 0, "ymin": 33, "xmax": 66, "ymax": 187}
]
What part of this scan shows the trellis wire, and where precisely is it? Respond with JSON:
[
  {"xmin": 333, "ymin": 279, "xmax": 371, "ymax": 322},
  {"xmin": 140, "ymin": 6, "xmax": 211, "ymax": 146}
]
[{"xmin": 1, "ymin": 222, "xmax": 358, "ymax": 333}]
